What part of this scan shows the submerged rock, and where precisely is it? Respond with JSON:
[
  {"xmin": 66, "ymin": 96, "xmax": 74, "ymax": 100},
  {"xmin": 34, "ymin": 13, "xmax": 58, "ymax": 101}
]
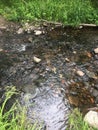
[
  {"xmin": 33, "ymin": 56, "xmax": 41, "ymax": 63},
  {"xmin": 86, "ymin": 70, "xmax": 97, "ymax": 79},
  {"xmin": 76, "ymin": 70, "xmax": 85, "ymax": 77}
]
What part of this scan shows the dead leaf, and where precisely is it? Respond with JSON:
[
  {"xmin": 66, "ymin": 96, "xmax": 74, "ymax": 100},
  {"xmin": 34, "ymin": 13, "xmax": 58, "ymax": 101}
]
[
  {"xmin": 52, "ymin": 67, "xmax": 56, "ymax": 73},
  {"xmin": 86, "ymin": 52, "xmax": 92, "ymax": 58}
]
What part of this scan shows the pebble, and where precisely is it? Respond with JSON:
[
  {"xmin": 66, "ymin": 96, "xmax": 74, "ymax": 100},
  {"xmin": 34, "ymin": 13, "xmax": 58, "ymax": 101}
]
[
  {"xmin": 17, "ymin": 28, "xmax": 24, "ymax": 34},
  {"xmin": 73, "ymin": 51, "xmax": 77, "ymax": 54},
  {"xmin": 84, "ymin": 110, "xmax": 98, "ymax": 129},
  {"xmin": 92, "ymin": 89, "xmax": 98, "ymax": 97},
  {"xmin": 34, "ymin": 30, "xmax": 42, "ymax": 35},
  {"xmin": 33, "ymin": 56, "xmax": 41, "ymax": 63},
  {"xmin": 76, "ymin": 70, "xmax": 85, "ymax": 77},
  {"xmin": 94, "ymin": 48, "xmax": 98, "ymax": 54},
  {"xmin": 0, "ymin": 48, "xmax": 3, "ymax": 52},
  {"xmin": 65, "ymin": 58, "xmax": 70, "ymax": 62}
]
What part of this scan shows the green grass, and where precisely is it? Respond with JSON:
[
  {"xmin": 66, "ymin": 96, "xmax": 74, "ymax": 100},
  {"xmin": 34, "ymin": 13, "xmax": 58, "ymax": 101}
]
[
  {"xmin": 0, "ymin": 86, "xmax": 41, "ymax": 130},
  {"xmin": 67, "ymin": 108, "xmax": 97, "ymax": 130},
  {"xmin": 0, "ymin": 0, "xmax": 98, "ymax": 25}
]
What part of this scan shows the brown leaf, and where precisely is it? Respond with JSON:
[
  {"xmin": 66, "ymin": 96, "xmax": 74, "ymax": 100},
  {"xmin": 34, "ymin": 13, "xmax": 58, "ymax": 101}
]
[{"xmin": 86, "ymin": 52, "xmax": 92, "ymax": 58}]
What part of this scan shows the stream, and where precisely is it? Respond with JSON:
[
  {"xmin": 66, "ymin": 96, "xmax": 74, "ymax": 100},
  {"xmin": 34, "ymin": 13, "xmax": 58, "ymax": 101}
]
[{"xmin": 0, "ymin": 22, "xmax": 98, "ymax": 130}]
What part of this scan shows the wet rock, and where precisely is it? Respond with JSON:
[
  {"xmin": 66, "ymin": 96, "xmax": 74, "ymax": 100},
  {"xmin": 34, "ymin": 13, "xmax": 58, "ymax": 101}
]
[
  {"xmin": 65, "ymin": 58, "xmax": 70, "ymax": 62},
  {"xmin": 96, "ymin": 96, "xmax": 98, "ymax": 103},
  {"xmin": 95, "ymin": 84, "xmax": 98, "ymax": 90},
  {"xmin": 28, "ymin": 37, "xmax": 33, "ymax": 43},
  {"xmin": 23, "ymin": 23, "xmax": 37, "ymax": 33},
  {"xmin": 84, "ymin": 110, "xmax": 98, "ymax": 129},
  {"xmin": 86, "ymin": 70, "xmax": 97, "ymax": 79},
  {"xmin": 76, "ymin": 70, "xmax": 85, "ymax": 77},
  {"xmin": 67, "ymin": 82, "xmax": 95, "ymax": 108},
  {"xmin": 0, "ymin": 48, "xmax": 3, "ymax": 52},
  {"xmin": 92, "ymin": 89, "xmax": 98, "ymax": 97},
  {"xmin": 17, "ymin": 28, "xmax": 24, "ymax": 34},
  {"xmin": 73, "ymin": 51, "xmax": 76, "ymax": 54},
  {"xmin": 94, "ymin": 55, "xmax": 98, "ymax": 60},
  {"xmin": 33, "ymin": 56, "xmax": 41, "ymax": 63},
  {"xmin": 94, "ymin": 48, "xmax": 98, "ymax": 54},
  {"xmin": 34, "ymin": 30, "xmax": 42, "ymax": 35}
]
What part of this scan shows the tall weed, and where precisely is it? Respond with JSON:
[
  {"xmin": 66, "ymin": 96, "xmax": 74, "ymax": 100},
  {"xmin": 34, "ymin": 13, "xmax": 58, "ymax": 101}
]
[{"xmin": 0, "ymin": 86, "xmax": 40, "ymax": 130}]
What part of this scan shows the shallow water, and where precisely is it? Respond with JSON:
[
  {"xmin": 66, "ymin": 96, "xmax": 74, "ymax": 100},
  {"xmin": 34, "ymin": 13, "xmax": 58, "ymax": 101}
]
[{"xmin": 0, "ymin": 25, "xmax": 98, "ymax": 129}]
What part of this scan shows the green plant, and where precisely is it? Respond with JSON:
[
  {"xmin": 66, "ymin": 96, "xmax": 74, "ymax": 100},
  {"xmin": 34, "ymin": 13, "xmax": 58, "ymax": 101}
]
[
  {"xmin": 67, "ymin": 108, "xmax": 97, "ymax": 130},
  {"xmin": 0, "ymin": 86, "xmax": 40, "ymax": 130},
  {"xmin": 0, "ymin": 0, "xmax": 98, "ymax": 25}
]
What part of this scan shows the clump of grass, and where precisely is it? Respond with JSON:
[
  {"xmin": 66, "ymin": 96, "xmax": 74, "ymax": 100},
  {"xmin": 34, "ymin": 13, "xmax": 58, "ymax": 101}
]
[
  {"xmin": 0, "ymin": 0, "xmax": 98, "ymax": 25},
  {"xmin": 0, "ymin": 86, "xmax": 40, "ymax": 130},
  {"xmin": 67, "ymin": 108, "xmax": 97, "ymax": 130}
]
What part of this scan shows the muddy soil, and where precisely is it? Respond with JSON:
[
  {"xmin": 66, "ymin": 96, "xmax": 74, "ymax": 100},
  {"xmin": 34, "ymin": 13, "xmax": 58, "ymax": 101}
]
[{"xmin": 0, "ymin": 17, "xmax": 98, "ymax": 130}]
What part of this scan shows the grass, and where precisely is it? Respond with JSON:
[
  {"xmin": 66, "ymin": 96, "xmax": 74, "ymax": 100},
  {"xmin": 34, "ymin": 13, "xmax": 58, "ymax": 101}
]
[
  {"xmin": 67, "ymin": 108, "xmax": 97, "ymax": 130},
  {"xmin": 0, "ymin": 86, "xmax": 41, "ymax": 130},
  {"xmin": 0, "ymin": 0, "xmax": 98, "ymax": 25}
]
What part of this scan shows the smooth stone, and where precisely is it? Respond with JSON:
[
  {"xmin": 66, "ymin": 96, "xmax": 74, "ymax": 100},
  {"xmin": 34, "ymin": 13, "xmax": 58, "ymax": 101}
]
[
  {"xmin": 94, "ymin": 48, "xmax": 98, "ymax": 54},
  {"xmin": 76, "ymin": 70, "xmax": 85, "ymax": 77},
  {"xmin": 17, "ymin": 28, "xmax": 24, "ymax": 34},
  {"xmin": 33, "ymin": 56, "xmax": 41, "ymax": 63},
  {"xmin": 34, "ymin": 30, "xmax": 42, "ymax": 35},
  {"xmin": 84, "ymin": 110, "xmax": 98, "ymax": 129},
  {"xmin": 92, "ymin": 89, "xmax": 98, "ymax": 97}
]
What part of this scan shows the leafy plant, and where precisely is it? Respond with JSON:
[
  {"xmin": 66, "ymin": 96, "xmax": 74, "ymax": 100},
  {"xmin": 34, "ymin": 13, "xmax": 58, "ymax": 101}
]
[{"xmin": 0, "ymin": 0, "xmax": 98, "ymax": 25}]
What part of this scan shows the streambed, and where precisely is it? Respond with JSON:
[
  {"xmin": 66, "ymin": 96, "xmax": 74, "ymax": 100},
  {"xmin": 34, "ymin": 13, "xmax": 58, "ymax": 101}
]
[{"xmin": 0, "ymin": 20, "xmax": 98, "ymax": 129}]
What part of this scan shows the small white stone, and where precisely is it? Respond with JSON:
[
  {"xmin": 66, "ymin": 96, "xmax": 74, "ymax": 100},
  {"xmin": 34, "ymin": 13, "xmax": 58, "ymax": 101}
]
[
  {"xmin": 17, "ymin": 28, "xmax": 24, "ymax": 34},
  {"xmin": 84, "ymin": 111, "xmax": 98, "ymax": 129},
  {"xmin": 94, "ymin": 48, "xmax": 98, "ymax": 54},
  {"xmin": 65, "ymin": 58, "xmax": 70, "ymax": 62},
  {"xmin": 76, "ymin": 70, "xmax": 85, "ymax": 76},
  {"xmin": 0, "ymin": 48, "xmax": 3, "ymax": 52},
  {"xmin": 33, "ymin": 56, "xmax": 41, "ymax": 63},
  {"xmin": 34, "ymin": 30, "xmax": 42, "ymax": 35},
  {"xmin": 73, "ymin": 51, "xmax": 77, "ymax": 54}
]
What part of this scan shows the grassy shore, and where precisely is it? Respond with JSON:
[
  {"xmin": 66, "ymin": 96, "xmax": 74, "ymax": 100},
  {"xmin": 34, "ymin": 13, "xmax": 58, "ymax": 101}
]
[
  {"xmin": 0, "ymin": 86, "xmax": 40, "ymax": 130},
  {"xmin": 0, "ymin": 0, "xmax": 98, "ymax": 25},
  {"xmin": 68, "ymin": 108, "xmax": 97, "ymax": 130}
]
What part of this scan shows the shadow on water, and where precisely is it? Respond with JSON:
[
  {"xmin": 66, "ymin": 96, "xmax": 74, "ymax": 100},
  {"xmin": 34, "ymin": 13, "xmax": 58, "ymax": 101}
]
[{"xmin": 0, "ymin": 24, "xmax": 98, "ymax": 129}]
